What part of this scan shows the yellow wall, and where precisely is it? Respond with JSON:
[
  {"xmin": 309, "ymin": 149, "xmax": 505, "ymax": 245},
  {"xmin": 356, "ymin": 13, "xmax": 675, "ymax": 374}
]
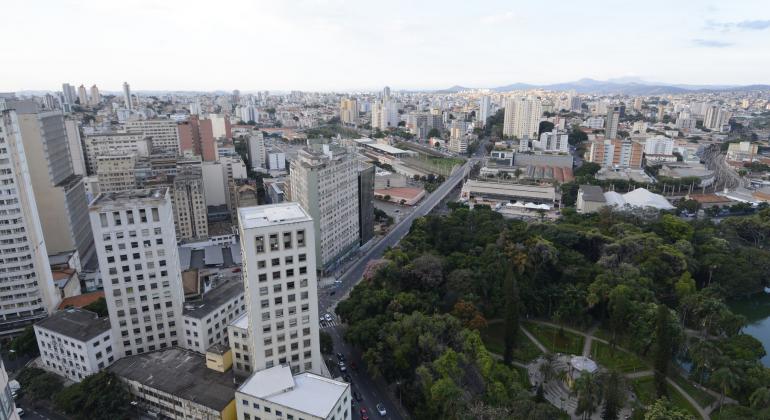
[
  {"xmin": 220, "ymin": 399, "xmax": 236, "ymax": 420},
  {"xmin": 206, "ymin": 348, "xmax": 233, "ymax": 372}
]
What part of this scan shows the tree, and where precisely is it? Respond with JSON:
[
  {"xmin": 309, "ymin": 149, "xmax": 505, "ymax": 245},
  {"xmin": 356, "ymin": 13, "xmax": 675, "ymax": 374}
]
[
  {"xmin": 644, "ymin": 398, "xmax": 695, "ymax": 420},
  {"xmin": 653, "ymin": 304, "xmax": 676, "ymax": 398},
  {"xmin": 574, "ymin": 372, "xmax": 601, "ymax": 420},
  {"xmin": 750, "ymin": 387, "xmax": 770, "ymax": 410},
  {"xmin": 712, "ymin": 365, "xmax": 740, "ymax": 412},
  {"xmin": 538, "ymin": 121, "xmax": 554, "ymax": 136},
  {"xmin": 26, "ymin": 371, "xmax": 63, "ymax": 404},
  {"xmin": 54, "ymin": 371, "xmax": 131, "ymax": 420},
  {"xmin": 9, "ymin": 326, "xmax": 39, "ymax": 358},
  {"xmin": 502, "ymin": 264, "xmax": 520, "ymax": 365},
  {"xmin": 320, "ymin": 331, "xmax": 333, "ymax": 354},
  {"xmin": 600, "ymin": 371, "xmax": 627, "ymax": 420},
  {"xmin": 83, "ymin": 297, "xmax": 109, "ymax": 317},
  {"xmin": 428, "ymin": 128, "xmax": 441, "ymax": 138},
  {"xmin": 575, "ymin": 162, "xmax": 601, "ymax": 178}
]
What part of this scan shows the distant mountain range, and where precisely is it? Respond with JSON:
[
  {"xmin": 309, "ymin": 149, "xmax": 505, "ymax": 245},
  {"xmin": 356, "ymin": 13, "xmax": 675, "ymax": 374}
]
[{"xmin": 435, "ymin": 78, "xmax": 770, "ymax": 95}]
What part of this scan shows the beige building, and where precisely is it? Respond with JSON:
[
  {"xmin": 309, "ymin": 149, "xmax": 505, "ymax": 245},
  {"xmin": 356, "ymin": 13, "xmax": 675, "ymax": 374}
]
[
  {"xmin": 339, "ymin": 98, "xmax": 358, "ymax": 125},
  {"xmin": 173, "ymin": 165, "xmax": 208, "ymax": 241},
  {"xmin": 503, "ymin": 96, "xmax": 542, "ymax": 139},
  {"xmin": 289, "ymin": 145, "xmax": 360, "ymax": 270},
  {"xmin": 97, "ymin": 154, "xmax": 137, "ymax": 193},
  {"xmin": 125, "ymin": 119, "xmax": 181, "ymax": 155},
  {"xmin": 238, "ymin": 203, "xmax": 323, "ymax": 376},
  {"xmin": 227, "ymin": 313, "xmax": 251, "ymax": 378},
  {"xmin": 83, "ymin": 132, "xmax": 152, "ymax": 175},
  {"xmin": 586, "ymin": 138, "xmax": 644, "ymax": 169}
]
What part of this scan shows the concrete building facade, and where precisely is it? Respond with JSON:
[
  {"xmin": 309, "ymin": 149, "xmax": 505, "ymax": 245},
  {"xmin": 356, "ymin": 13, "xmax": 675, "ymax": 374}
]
[
  {"xmin": 503, "ymin": 96, "xmax": 542, "ymax": 139},
  {"xmin": 126, "ymin": 119, "xmax": 181, "ymax": 155},
  {"xmin": 173, "ymin": 165, "xmax": 209, "ymax": 241},
  {"xmin": 178, "ymin": 116, "xmax": 217, "ymax": 162},
  {"xmin": 83, "ymin": 132, "xmax": 151, "ymax": 175}
]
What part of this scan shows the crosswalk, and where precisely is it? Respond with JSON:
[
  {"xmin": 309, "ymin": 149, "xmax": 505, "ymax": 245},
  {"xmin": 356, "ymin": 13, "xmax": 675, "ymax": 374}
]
[{"xmin": 320, "ymin": 319, "xmax": 341, "ymax": 329}]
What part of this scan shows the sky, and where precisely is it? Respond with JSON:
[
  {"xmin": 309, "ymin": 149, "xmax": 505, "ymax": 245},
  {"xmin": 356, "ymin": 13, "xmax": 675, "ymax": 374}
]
[{"xmin": 2, "ymin": 0, "xmax": 770, "ymax": 92}]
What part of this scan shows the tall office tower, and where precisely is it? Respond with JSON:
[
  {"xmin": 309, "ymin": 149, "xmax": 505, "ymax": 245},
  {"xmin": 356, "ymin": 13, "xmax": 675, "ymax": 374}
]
[
  {"xmin": 122, "ymin": 82, "xmax": 132, "ymax": 111},
  {"xmin": 357, "ymin": 161, "xmax": 374, "ymax": 246},
  {"xmin": 232, "ymin": 89, "xmax": 240, "ymax": 105},
  {"xmin": 247, "ymin": 132, "xmax": 266, "ymax": 171},
  {"xmin": 0, "ymin": 109, "xmax": 60, "ymax": 335},
  {"xmin": 11, "ymin": 101, "xmax": 96, "ymax": 267},
  {"xmin": 372, "ymin": 100, "xmax": 398, "ymax": 131},
  {"xmin": 89, "ymin": 188, "xmax": 185, "ymax": 357},
  {"xmin": 189, "ymin": 100, "xmax": 202, "ymax": 116},
  {"xmin": 83, "ymin": 132, "xmax": 152, "ymax": 175},
  {"xmin": 703, "ymin": 105, "xmax": 731, "ymax": 131},
  {"xmin": 290, "ymin": 144, "xmax": 359, "ymax": 271},
  {"xmin": 339, "ymin": 98, "xmax": 358, "ymax": 125},
  {"xmin": 570, "ymin": 96, "xmax": 582, "ymax": 113},
  {"xmin": 478, "ymin": 96, "xmax": 491, "ymax": 125},
  {"xmin": 125, "ymin": 119, "xmax": 181, "ymax": 154},
  {"xmin": 97, "ymin": 154, "xmax": 137, "ymax": 193},
  {"xmin": 657, "ymin": 104, "xmax": 665, "ymax": 122},
  {"xmin": 383, "ymin": 86, "xmax": 391, "ymax": 101},
  {"xmin": 606, "ymin": 106, "xmax": 620, "ymax": 139},
  {"xmin": 449, "ymin": 120, "xmax": 468, "ymax": 154},
  {"xmin": 178, "ymin": 116, "xmax": 216, "ymax": 161},
  {"xmin": 89, "ymin": 85, "xmax": 100, "ymax": 106},
  {"xmin": 370, "ymin": 101, "xmax": 382, "ymax": 130},
  {"xmin": 77, "ymin": 85, "xmax": 88, "ymax": 106},
  {"xmin": 238, "ymin": 203, "xmax": 323, "ymax": 375},
  {"xmin": 172, "ymin": 165, "xmax": 208, "ymax": 241},
  {"xmin": 42, "ymin": 93, "xmax": 57, "ymax": 110},
  {"xmin": 240, "ymin": 105, "xmax": 258, "ymax": 124},
  {"xmin": 503, "ymin": 96, "xmax": 542, "ymax": 139},
  {"xmin": 633, "ymin": 97, "xmax": 643, "ymax": 112},
  {"xmin": 63, "ymin": 120, "xmax": 87, "ymax": 175},
  {"xmin": 61, "ymin": 83, "xmax": 75, "ymax": 106}
]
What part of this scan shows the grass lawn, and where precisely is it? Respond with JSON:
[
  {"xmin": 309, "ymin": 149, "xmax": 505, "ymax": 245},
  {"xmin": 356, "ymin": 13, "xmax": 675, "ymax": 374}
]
[
  {"xmin": 479, "ymin": 321, "xmax": 543, "ymax": 362},
  {"xmin": 590, "ymin": 341, "xmax": 647, "ymax": 373},
  {"xmin": 523, "ymin": 322, "xmax": 584, "ymax": 355},
  {"xmin": 670, "ymin": 374, "xmax": 716, "ymax": 409},
  {"xmin": 631, "ymin": 376, "xmax": 702, "ymax": 419},
  {"xmin": 514, "ymin": 365, "xmax": 531, "ymax": 388}
]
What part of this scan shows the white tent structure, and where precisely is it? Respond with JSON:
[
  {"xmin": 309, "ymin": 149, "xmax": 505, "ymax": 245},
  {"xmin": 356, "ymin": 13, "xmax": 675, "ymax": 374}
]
[{"xmin": 603, "ymin": 188, "xmax": 675, "ymax": 210}]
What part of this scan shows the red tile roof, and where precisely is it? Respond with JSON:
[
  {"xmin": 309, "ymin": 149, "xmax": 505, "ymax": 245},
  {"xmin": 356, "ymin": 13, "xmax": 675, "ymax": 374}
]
[{"xmin": 58, "ymin": 291, "xmax": 105, "ymax": 310}]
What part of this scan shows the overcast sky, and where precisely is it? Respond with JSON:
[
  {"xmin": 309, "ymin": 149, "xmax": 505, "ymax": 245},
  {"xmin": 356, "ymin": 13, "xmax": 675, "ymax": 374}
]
[{"xmin": 3, "ymin": 0, "xmax": 769, "ymax": 92}]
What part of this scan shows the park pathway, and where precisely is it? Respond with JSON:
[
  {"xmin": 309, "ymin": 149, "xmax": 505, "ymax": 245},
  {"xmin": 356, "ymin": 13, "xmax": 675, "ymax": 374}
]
[
  {"xmin": 520, "ymin": 325, "xmax": 549, "ymax": 354},
  {"xmin": 582, "ymin": 324, "xmax": 599, "ymax": 357}
]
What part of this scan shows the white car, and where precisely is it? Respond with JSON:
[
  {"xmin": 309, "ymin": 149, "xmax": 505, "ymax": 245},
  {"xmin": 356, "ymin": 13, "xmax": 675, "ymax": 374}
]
[
  {"xmin": 376, "ymin": 403, "xmax": 387, "ymax": 416},
  {"xmin": 324, "ymin": 313, "xmax": 333, "ymax": 322},
  {"xmin": 15, "ymin": 407, "xmax": 24, "ymax": 417}
]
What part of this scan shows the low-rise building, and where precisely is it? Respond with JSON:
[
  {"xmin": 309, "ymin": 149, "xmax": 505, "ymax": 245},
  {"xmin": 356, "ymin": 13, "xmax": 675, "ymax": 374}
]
[
  {"xmin": 34, "ymin": 308, "xmax": 114, "ymax": 382},
  {"xmin": 227, "ymin": 313, "xmax": 251, "ymax": 378},
  {"xmin": 576, "ymin": 185, "xmax": 607, "ymax": 213},
  {"xmin": 236, "ymin": 365, "xmax": 351, "ymax": 420},
  {"xmin": 108, "ymin": 347, "xmax": 237, "ymax": 420},
  {"xmin": 460, "ymin": 179, "xmax": 560, "ymax": 209},
  {"xmin": 182, "ymin": 279, "xmax": 246, "ymax": 354}
]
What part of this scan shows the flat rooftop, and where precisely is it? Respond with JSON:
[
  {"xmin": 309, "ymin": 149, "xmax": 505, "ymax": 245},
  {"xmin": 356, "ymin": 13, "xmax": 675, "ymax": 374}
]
[
  {"xmin": 238, "ymin": 203, "xmax": 311, "ymax": 229},
  {"xmin": 108, "ymin": 347, "xmax": 236, "ymax": 412},
  {"xmin": 238, "ymin": 366, "xmax": 348, "ymax": 418},
  {"xmin": 35, "ymin": 308, "xmax": 110, "ymax": 342},
  {"xmin": 90, "ymin": 188, "xmax": 168, "ymax": 208},
  {"xmin": 463, "ymin": 179, "xmax": 557, "ymax": 201},
  {"xmin": 365, "ymin": 143, "xmax": 410, "ymax": 155},
  {"xmin": 183, "ymin": 279, "xmax": 244, "ymax": 320},
  {"xmin": 230, "ymin": 313, "xmax": 249, "ymax": 330}
]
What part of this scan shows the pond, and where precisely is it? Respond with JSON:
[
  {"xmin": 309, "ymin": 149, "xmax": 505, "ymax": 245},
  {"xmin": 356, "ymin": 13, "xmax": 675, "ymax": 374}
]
[{"xmin": 729, "ymin": 290, "xmax": 770, "ymax": 367}]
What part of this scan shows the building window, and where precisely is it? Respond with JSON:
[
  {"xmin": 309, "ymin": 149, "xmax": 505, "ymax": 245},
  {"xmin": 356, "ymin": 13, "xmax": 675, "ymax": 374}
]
[
  {"xmin": 255, "ymin": 236, "xmax": 265, "ymax": 253},
  {"xmin": 297, "ymin": 230, "xmax": 305, "ymax": 247}
]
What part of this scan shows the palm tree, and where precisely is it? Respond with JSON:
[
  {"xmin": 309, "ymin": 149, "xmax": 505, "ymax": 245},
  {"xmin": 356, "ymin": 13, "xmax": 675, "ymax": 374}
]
[
  {"xmin": 750, "ymin": 387, "xmax": 770, "ymax": 410},
  {"xmin": 688, "ymin": 339, "xmax": 721, "ymax": 384},
  {"xmin": 539, "ymin": 354, "xmax": 556, "ymax": 383},
  {"xmin": 712, "ymin": 366, "xmax": 740, "ymax": 413},
  {"xmin": 573, "ymin": 373, "xmax": 601, "ymax": 420}
]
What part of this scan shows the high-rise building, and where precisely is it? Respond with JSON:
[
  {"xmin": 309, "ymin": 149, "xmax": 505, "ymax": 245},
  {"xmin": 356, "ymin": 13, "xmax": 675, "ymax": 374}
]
[
  {"xmin": 125, "ymin": 119, "xmax": 181, "ymax": 155},
  {"xmin": 586, "ymin": 138, "xmax": 644, "ymax": 168},
  {"xmin": 89, "ymin": 85, "xmax": 100, "ymax": 106},
  {"xmin": 535, "ymin": 129, "xmax": 569, "ymax": 153},
  {"xmin": 339, "ymin": 98, "xmax": 358, "ymax": 125},
  {"xmin": 83, "ymin": 132, "xmax": 152, "ymax": 175},
  {"xmin": 89, "ymin": 188, "xmax": 185, "ymax": 357},
  {"xmin": 240, "ymin": 105, "xmax": 258, "ymax": 124},
  {"xmin": 503, "ymin": 96, "xmax": 542, "ymax": 139},
  {"xmin": 232, "ymin": 89, "xmax": 241, "ymax": 105},
  {"xmin": 643, "ymin": 136, "xmax": 674, "ymax": 156},
  {"xmin": 357, "ymin": 161, "xmax": 374, "ymax": 246},
  {"xmin": 290, "ymin": 145, "xmax": 360, "ymax": 270},
  {"xmin": 172, "ymin": 165, "xmax": 208, "ymax": 241},
  {"xmin": 12, "ymin": 101, "xmax": 95, "ymax": 266},
  {"xmin": 570, "ymin": 96, "xmax": 582, "ymax": 113},
  {"xmin": 61, "ymin": 83, "xmax": 75, "ymax": 106},
  {"xmin": 122, "ymin": 82, "xmax": 133, "ymax": 111},
  {"xmin": 606, "ymin": 106, "xmax": 620, "ymax": 139},
  {"xmin": 237, "ymin": 203, "xmax": 323, "ymax": 375},
  {"xmin": 657, "ymin": 104, "xmax": 665, "ymax": 122},
  {"xmin": 478, "ymin": 96, "xmax": 491, "ymax": 125},
  {"xmin": 449, "ymin": 120, "xmax": 468, "ymax": 154},
  {"xmin": 383, "ymin": 86, "xmax": 391, "ymax": 101},
  {"xmin": 0, "ymin": 109, "xmax": 60, "ymax": 335},
  {"xmin": 371, "ymin": 100, "xmax": 398, "ymax": 131},
  {"xmin": 178, "ymin": 116, "xmax": 216, "ymax": 161},
  {"xmin": 633, "ymin": 97, "xmax": 643, "ymax": 112},
  {"xmin": 208, "ymin": 114, "xmax": 231, "ymax": 139},
  {"xmin": 97, "ymin": 154, "xmax": 137, "ymax": 193},
  {"xmin": 703, "ymin": 105, "xmax": 731, "ymax": 131},
  {"xmin": 64, "ymin": 119, "xmax": 87, "ymax": 176},
  {"xmin": 0, "ymin": 360, "xmax": 20, "ymax": 419},
  {"xmin": 77, "ymin": 85, "xmax": 88, "ymax": 106},
  {"xmin": 247, "ymin": 132, "xmax": 265, "ymax": 171}
]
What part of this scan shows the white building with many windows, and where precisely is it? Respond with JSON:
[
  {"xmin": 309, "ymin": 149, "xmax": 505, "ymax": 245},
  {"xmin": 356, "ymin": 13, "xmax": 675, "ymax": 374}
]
[
  {"xmin": 228, "ymin": 313, "xmax": 252, "ymax": 378},
  {"xmin": 182, "ymin": 279, "xmax": 246, "ymax": 354},
  {"xmin": 125, "ymin": 119, "xmax": 180, "ymax": 155},
  {"xmin": 34, "ymin": 308, "xmax": 115, "ymax": 382},
  {"xmin": 238, "ymin": 203, "xmax": 323, "ymax": 376},
  {"xmin": 89, "ymin": 188, "xmax": 185, "ymax": 357},
  {"xmin": 236, "ymin": 365, "xmax": 350, "ymax": 420}
]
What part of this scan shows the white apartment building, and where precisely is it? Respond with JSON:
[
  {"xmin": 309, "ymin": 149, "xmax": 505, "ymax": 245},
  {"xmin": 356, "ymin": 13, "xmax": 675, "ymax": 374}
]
[
  {"xmin": 83, "ymin": 132, "xmax": 152, "ymax": 175},
  {"xmin": 703, "ymin": 105, "xmax": 732, "ymax": 131},
  {"xmin": 125, "ymin": 119, "xmax": 180, "ymax": 155},
  {"xmin": 371, "ymin": 100, "xmax": 398, "ymax": 131},
  {"xmin": 583, "ymin": 117, "xmax": 605, "ymax": 129},
  {"xmin": 97, "ymin": 154, "xmax": 137, "ymax": 193},
  {"xmin": 228, "ymin": 313, "xmax": 252, "ymax": 378},
  {"xmin": 0, "ymin": 360, "xmax": 19, "ymax": 420},
  {"xmin": 236, "ymin": 365, "xmax": 351, "ymax": 420},
  {"xmin": 0, "ymin": 109, "xmax": 60, "ymax": 335},
  {"xmin": 290, "ymin": 145, "xmax": 359, "ymax": 270},
  {"xmin": 503, "ymin": 96, "xmax": 542, "ymax": 139},
  {"xmin": 631, "ymin": 121, "xmax": 648, "ymax": 134},
  {"xmin": 182, "ymin": 279, "xmax": 246, "ymax": 354},
  {"xmin": 89, "ymin": 188, "xmax": 185, "ymax": 357},
  {"xmin": 248, "ymin": 133, "xmax": 266, "ymax": 171},
  {"xmin": 478, "ymin": 96, "xmax": 491, "ymax": 125},
  {"xmin": 238, "ymin": 203, "xmax": 323, "ymax": 375},
  {"xmin": 241, "ymin": 105, "xmax": 259, "ymax": 124},
  {"xmin": 34, "ymin": 308, "xmax": 115, "ymax": 382},
  {"xmin": 534, "ymin": 129, "xmax": 569, "ymax": 153},
  {"xmin": 643, "ymin": 136, "xmax": 675, "ymax": 156}
]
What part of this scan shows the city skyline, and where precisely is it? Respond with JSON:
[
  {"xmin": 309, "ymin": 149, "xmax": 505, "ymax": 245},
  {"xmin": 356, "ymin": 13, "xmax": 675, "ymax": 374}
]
[{"xmin": 3, "ymin": 0, "xmax": 770, "ymax": 92}]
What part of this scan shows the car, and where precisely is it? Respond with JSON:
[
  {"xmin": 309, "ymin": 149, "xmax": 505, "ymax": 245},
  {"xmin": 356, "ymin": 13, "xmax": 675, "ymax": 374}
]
[
  {"xmin": 338, "ymin": 361, "xmax": 347, "ymax": 372},
  {"xmin": 320, "ymin": 317, "xmax": 325, "ymax": 323},
  {"xmin": 376, "ymin": 403, "xmax": 387, "ymax": 416},
  {"xmin": 353, "ymin": 391, "xmax": 363, "ymax": 402},
  {"xmin": 336, "ymin": 352, "xmax": 346, "ymax": 362},
  {"xmin": 324, "ymin": 313, "xmax": 333, "ymax": 322},
  {"xmin": 15, "ymin": 407, "xmax": 24, "ymax": 417},
  {"xmin": 360, "ymin": 408, "xmax": 369, "ymax": 420}
]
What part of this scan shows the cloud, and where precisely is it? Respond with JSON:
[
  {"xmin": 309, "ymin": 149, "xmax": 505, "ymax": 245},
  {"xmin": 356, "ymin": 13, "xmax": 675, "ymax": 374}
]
[
  {"xmin": 692, "ymin": 38, "xmax": 733, "ymax": 48},
  {"xmin": 707, "ymin": 19, "xmax": 770, "ymax": 31},
  {"xmin": 480, "ymin": 11, "xmax": 515, "ymax": 24}
]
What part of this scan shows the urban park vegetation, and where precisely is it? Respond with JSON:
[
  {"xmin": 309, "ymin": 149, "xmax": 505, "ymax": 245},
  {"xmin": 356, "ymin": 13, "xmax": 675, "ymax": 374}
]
[{"xmin": 336, "ymin": 205, "xmax": 770, "ymax": 419}]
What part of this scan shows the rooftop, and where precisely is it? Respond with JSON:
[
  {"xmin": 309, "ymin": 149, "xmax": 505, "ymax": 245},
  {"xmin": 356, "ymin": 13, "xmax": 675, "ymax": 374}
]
[
  {"xmin": 108, "ymin": 348, "xmax": 236, "ymax": 412},
  {"xmin": 463, "ymin": 179, "xmax": 557, "ymax": 201},
  {"xmin": 58, "ymin": 291, "xmax": 105, "ymax": 310},
  {"xmin": 579, "ymin": 185, "xmax": 606, "ymax": 203},
  {"xmin": 238, "ymin": 203, "xmax": 311, "ymax": 230},
  {"xmin": 183, "ymin": 279, "xmax": 244, "ymax": 320},
  {"xmin": 35, "ymin": 308, "xmax": 110, "ymax": 342},
  {"xmin": 238, "ymin": 366, "xmax": 348, "ymax": 418},
  {"xmin": 230, "ymin": 313, "xmax": 249, "ymax": 330},
  {"xmin": 90, "ymin": 188, "xmax": 168, "ymax": 208}
]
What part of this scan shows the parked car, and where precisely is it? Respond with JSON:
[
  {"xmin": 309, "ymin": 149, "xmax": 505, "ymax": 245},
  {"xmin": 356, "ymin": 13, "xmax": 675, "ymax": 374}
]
[
  {"xmin": 338, "ymin": 361, "xmax": 347, "ymax": 372},
  {"xmin": 360, "ymin": 408, "xmax": 369, "ymax": 420},
  {"xmin": 376, "ymin": 403, "xmax": 387, "ymax": 416},
  {"xmin": 325, "ymin": 313, "xmax": 333, "ymax": 321},
  {"xmin": 336, "ymin": 352, "xmax": 346, "ymax": 362},
  {"xmin": 15, "ymin": 407, "xmax": 24, "ymax": 417}
]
